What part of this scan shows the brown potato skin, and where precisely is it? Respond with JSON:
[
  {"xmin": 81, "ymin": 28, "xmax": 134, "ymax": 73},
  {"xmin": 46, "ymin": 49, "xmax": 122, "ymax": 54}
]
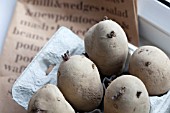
[
  {"xmin": 27, "ymin": 84, "xmax": 75, "ymax": 113},
  {"xmin": 85, "ymin": 20, "xmax": 128, "ymax": 76},
  {"xmin": 129, "ymin": 46, "xmax": 170, "ymax": 95},
  {"xmin": 104, "ymin": 75, "xmax": 150, "ymax": 113},
  {"xmin": 58, "ymin": 55, "xmax": 103, "ymax": 112}
]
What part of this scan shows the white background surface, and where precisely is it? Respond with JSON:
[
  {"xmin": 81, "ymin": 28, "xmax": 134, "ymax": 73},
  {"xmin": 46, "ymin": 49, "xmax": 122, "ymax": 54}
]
[
  {"xmin": 0, "ymin": 0, "xmax": 16, "ymax": 54},
  {"xmin": 138, "ymin": 0, "xmax": 170, "ymax": 57}
]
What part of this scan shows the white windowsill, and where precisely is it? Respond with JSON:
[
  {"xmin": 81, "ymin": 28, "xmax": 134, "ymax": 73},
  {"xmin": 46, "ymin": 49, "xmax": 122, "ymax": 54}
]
[{"xmin": 138, "ymin": 0, "xmax": 170, "ymax": 57}]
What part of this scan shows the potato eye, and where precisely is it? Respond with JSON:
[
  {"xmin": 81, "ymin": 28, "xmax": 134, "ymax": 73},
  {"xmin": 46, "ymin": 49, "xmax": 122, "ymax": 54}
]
[{"xmin": 136, "ymin": 91, "xmax": 142, "ymax": 98}]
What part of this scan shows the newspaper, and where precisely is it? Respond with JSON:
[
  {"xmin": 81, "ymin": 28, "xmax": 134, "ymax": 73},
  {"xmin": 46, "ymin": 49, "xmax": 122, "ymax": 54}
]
[{"xmin": 0, "ymin": 0, "xmax": 138, "ymax": 113}]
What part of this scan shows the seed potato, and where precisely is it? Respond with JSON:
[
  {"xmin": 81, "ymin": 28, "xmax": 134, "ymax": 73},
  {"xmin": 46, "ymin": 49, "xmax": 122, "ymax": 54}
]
[
  {"xmin": 27, "ymin": 84, "xmax": 75, "ymax": 113},
  {"xmin": 129, "ymin": 46, "xmax": 170, "ymax": 95},
  {"xmin": 84, "ymin": 23, "xmax": 97, "ymax": 57},
  {"xmin": 57, "ymin": 55, "xmax": 103, "ymax": 112},
  {"xmin": 84, "ymin": 19, "xmax": 128, "ymax": 76},
  {"xmin": 104, "ymin": 75, "xmax": 150, "ymax": 113}
]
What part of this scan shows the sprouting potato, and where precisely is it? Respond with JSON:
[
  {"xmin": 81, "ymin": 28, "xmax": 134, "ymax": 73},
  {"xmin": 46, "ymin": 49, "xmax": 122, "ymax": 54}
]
[
  {"xmin": 57, "ymin": 53, "xmax": 103, "ymax": 112},
  {"xmin": 84, "ymin": 19, "xmax": 128, "ymax": 76},
  {"xmin": 129, "ymin": 45, "xmax": 170, "ymax": 95},
  {"xmin": 27, "ymin": 84, "xmax": 75, "ymax": 113},
  {"xmin": 104, "ymin": 75, "xmax": 150, "ymax": 113}
]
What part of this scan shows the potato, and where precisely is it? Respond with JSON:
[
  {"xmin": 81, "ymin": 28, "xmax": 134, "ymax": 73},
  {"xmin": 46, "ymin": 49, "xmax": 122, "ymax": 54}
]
[
  {"xmin": 129, "ymin": 45, "xmax": 170, "ymax": 95},
  {"xmin": 58, "ymin": 54, "xmax": 103, "ymax": 112},
  {"xmin": 27, "ymin": 84, "xmax": 75, "ymax": 113},
  {"xmin": 84, "ymin": 23, "xmax": 97, "ymax": 56},
  {"xmin": 84, "ymin": 19, "xmax": 128, "ymax": 76},
  {"xmin": 104, "ymin": 75, "xmax": 150, "ymax": 113}
]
